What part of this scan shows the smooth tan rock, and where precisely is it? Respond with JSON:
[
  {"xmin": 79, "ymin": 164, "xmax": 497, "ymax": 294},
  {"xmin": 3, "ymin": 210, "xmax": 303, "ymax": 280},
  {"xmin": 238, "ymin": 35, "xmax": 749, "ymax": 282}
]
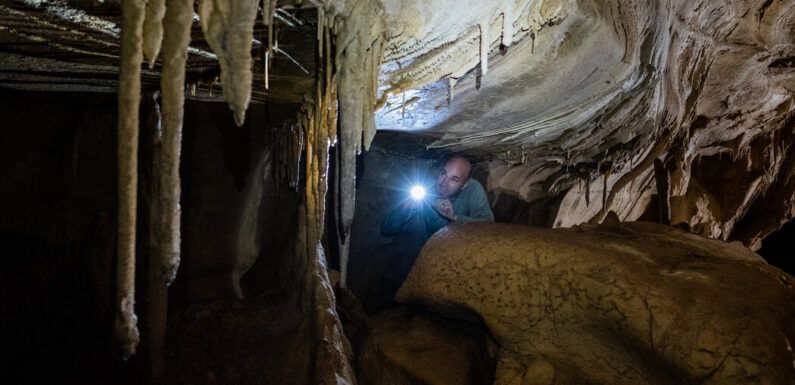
[{"xmin": 397, "ymin": 222, "xmax": 795, "ymax": 385}]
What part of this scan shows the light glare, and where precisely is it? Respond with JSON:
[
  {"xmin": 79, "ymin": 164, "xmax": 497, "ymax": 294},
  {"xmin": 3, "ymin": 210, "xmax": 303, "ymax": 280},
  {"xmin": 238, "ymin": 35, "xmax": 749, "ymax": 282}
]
[{"xmin": 410, "ymin": 185, "xmax": 426, "ymax": 200}]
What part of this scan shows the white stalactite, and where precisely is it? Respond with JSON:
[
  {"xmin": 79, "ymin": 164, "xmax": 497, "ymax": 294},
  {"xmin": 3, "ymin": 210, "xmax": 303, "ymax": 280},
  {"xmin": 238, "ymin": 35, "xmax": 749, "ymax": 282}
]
[
  {"xmin": 142, "ymin": 0, "xmax": 165, "ymax": 67},
  {"xmin": 335, "ymin": 26, "xmax": 365, "ymax": 237},
  {"xmin": 199, "ymin": 0, "xmax": 258, "ymax": 126},
  {"xmin": 116, "ymin": 0, "xmax": 146, "ymax": 360}
]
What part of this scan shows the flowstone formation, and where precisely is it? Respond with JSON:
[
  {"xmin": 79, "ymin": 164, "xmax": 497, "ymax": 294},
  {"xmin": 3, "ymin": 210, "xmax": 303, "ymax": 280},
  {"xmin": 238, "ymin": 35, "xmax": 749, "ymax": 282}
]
[
  {"xmin": 371, "ymin": 0, "xmax": 795, "ymax": 250},
  {"xmin": 397, "ymin": 221, "xmax": 795, "ymax": 385}
]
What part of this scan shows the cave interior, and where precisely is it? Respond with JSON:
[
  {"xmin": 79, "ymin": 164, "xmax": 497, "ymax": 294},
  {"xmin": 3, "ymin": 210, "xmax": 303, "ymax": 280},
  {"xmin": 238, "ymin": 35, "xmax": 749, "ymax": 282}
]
[{"xmin": 1, "ymin": 0, "xmax": 794, "ymax": 384}]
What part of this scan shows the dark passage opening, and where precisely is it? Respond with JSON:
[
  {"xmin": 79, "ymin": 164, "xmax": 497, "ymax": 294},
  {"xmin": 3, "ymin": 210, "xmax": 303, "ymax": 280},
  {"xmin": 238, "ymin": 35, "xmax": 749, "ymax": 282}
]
[{"xmin": 757, "ymin": 219, "xmax": 795, "ymax": 276}]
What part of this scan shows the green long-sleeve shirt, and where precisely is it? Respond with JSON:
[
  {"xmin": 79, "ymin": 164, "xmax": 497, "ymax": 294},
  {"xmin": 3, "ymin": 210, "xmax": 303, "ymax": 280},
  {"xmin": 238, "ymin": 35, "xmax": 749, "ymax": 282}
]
[{"xmin": 381, "ymin": 179, "xmax": 494, "ymax": 240}]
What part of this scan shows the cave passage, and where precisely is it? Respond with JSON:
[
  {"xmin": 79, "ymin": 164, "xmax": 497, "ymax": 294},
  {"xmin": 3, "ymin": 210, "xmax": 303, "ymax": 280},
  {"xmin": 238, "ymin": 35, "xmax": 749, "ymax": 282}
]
[{"xmin": 1, "ymin": 0, "xmax": 794, "ymax": 385}]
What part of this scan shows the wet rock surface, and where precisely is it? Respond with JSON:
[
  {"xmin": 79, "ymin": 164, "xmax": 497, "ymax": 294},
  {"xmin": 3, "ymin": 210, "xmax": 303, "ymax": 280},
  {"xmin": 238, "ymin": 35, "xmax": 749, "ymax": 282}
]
[{"xmin": 398, "ymin": 221, "xmax": 795, "ymax": 385}]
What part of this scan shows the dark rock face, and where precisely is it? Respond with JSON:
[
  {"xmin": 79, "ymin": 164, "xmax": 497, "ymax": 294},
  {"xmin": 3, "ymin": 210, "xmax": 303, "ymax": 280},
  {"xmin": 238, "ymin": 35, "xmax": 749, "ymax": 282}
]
[
  {"xmin": 0, "ymin": 89, "xmax": 303, "ymax": 384},
  {"xmin": 167, "ymin": 293, "xmax": 313, "ymax": 385},
  {"xmin": 355, "ymin": 306, "xmax": 495, "ymax": 385},
  {"xmin": 0, "ymin": 91, "xmax": 130, "ymax": 385},
  {"xmin": 398, "ymin": 221, "xmax": 795, "ymax": 385}
]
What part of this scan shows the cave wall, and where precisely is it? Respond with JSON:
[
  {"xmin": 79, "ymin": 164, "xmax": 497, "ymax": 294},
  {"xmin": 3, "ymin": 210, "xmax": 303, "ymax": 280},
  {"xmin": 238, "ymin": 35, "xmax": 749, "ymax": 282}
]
[
  {"xmin": 171, "ymin": 100, "xmax": 299, "ymax": 303},
  {"xmin": 0, "ymin": 90, "xmax": 131, "ymax": 384},
  {"xmin": 0, "ymin": 88, "xmax": 300, "ymax": 384}
]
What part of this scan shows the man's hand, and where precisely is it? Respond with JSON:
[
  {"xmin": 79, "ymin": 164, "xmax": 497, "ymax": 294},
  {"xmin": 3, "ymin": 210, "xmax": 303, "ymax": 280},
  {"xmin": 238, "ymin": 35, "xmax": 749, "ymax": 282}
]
[
  {"xmin": 401, "ymin": 198, "xmax": 421, "ymax": 211},
  {"xmin": 433, "ymin": 198, "xmax": 457, "ymax": 221}
]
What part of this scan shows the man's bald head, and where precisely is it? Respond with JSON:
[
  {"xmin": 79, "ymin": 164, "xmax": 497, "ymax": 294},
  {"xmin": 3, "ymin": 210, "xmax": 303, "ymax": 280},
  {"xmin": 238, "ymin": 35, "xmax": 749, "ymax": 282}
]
[{"xmin": 435, "ymin": 156, "xmax": 472, "ymax": 198}]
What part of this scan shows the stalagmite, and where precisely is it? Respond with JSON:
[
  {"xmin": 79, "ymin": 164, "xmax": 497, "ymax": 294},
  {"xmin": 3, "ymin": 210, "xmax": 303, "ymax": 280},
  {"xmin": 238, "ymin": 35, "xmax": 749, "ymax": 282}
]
[
  {"xmin": 142, "ymin": 0, "xmax": 165, "ymax": 67},
  {"xmin": 479, "ymin": 23, "xmax": 489, "ymax": 76},
  {"xmin": 116, "ymin": 0, "xmax": 146, "ymax": 360},
  {"xmin": 157, "ymin": 0, "xmax": 193, "ymax": 285},
  {"xmin": 199, "ymin": 0, "xmax": 258, "ymax": 126}
]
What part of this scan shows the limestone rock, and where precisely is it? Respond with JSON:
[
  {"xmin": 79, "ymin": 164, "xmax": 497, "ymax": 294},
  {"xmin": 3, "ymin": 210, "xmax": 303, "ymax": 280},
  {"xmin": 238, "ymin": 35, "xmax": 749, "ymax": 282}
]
[{"xmin": 397, "ymin": 222, "xmax": 795, "ymax": 385}]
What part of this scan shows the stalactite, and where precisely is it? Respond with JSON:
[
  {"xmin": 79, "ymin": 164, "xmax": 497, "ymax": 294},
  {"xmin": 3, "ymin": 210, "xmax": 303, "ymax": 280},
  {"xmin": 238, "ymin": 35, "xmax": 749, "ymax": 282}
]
[
  {"xmin": 144, "ymin": 91, "xmax": 167, "ymax": 385},
  {"xmin": 116, "ymin": 0, "xmax": 146, "ymax": 360},
  {"xmin": 653, "ymin": 158, "xmax": 671, "ymax": 225},
  {"xmin": 142, "ymin": 0, "xmax": 165, "ymax": 67},
  {"xmin": 602, "ymin": 167, "xmax": 611, "ymax": 213},
  {"xmin": 264, "ymin": 50, "xmax": 270, "ymax": 89},
  {"xmin": 275, "ymin": 121, "xmax": 304, "ymax": 189},
  {"xmin": 318, "ymin": 8, "xmax": 324, "ymax": 58},
  {"xmin": 199, "ymin": 0, "xmax": 258, "ymax": 126},
  {"xmin": 157, "ymin": 0, "xmax": 193, "ymax": 285},
  {"xmin": 362, "ymin": 37, "xmax": 384, "ymax": 151},
  {"xmin": 585, "ymin": 177, "xmax": 591, "ymax": 207},
  {"xmin": 479, "ymin": 22, "xmax": 489, "ymax": 76},
  {"xmin": 448, "ymin": 77, "xmax": 457, "ymax": 103},
  {"xmin": 335, "ymin": 28, "xmax": 364, "ymax": 238},
  {"xmin": 502, "ymin": 7, "xmax": 513, "ymax": 47},
  {"xmin": 263, "ymin": 0, "xmax": 277, "ymax": 89}
]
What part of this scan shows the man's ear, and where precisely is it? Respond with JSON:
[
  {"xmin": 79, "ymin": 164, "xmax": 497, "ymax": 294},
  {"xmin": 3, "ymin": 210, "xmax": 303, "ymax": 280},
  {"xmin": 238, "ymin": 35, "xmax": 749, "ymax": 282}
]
[{"xmin": 462, "ymin": 179, "xmax": 470, "ymax": 190}]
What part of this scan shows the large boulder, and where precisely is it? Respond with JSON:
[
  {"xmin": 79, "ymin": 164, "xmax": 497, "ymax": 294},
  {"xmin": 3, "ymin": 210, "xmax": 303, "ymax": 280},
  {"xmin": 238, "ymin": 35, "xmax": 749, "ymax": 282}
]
[{"xmin": 397, "ymin": 221, "xmax": 795, "ymax": 385}]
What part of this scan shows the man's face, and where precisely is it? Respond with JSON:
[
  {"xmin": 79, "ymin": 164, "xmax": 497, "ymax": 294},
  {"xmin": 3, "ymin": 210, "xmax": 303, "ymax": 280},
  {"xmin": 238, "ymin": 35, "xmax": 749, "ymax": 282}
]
[{"xmin": 435, "ymin": 158, "xmax": 470, "ymax": 198}]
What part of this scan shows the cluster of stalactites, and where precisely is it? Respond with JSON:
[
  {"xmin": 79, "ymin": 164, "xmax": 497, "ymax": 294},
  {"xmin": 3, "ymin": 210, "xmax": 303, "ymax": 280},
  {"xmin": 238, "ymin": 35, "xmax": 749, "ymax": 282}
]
[
  {"xmin": 334, "ymin": 0, "xmax": 385, "ymax": 245},
  {"xmin": 117, "ymin": 0, "xmax": 193, "ymax": 359},
  {"xmin": 199, "ymin": 0, "xmax": 259, "ymax": 126},
  {"xmin": 379, "ymin": 0, "xmax": 558, "ymax": 106}
]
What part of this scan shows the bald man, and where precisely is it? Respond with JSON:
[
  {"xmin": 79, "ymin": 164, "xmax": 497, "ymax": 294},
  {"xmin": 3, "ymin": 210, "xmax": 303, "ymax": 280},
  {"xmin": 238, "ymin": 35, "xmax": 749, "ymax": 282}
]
[
  {"xmin": 374, "ymin": 156, "xmax": 494, "ymax": 310},
  {"xmin": 381, "ymin": 156, "xmax": 494, "ymax": 237}
]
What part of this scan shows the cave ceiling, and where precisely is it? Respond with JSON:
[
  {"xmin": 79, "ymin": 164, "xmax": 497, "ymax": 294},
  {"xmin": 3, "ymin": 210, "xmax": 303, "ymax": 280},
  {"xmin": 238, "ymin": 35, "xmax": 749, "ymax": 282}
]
[
  {"xmin": 1, "ymin": 0, "xmax": 791, "ymax": 162},
  {"xmin": 0, "ymin": 0, "xmax": 317, "ymax": 106},
  {"xmin": 2, "ymin": 0, "xmax": 793, "ymax": 159}
]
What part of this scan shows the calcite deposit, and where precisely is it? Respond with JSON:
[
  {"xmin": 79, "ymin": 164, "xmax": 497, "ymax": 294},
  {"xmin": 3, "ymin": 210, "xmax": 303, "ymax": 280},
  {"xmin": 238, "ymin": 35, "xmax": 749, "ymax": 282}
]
[{"xmin": 397, "ymin": 221, "xmax": 795, "ymax": 384}]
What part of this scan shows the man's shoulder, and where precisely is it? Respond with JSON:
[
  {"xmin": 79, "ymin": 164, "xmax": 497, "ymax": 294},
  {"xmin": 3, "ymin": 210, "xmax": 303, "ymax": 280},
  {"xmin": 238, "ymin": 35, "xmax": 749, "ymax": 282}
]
[
  {"xmin": 465, "ymin": 178, "xmax": 487, "ymax": 194},
  {"xmin": 462, "ymin": 179, "xmax": 488, "ymax": 201}
]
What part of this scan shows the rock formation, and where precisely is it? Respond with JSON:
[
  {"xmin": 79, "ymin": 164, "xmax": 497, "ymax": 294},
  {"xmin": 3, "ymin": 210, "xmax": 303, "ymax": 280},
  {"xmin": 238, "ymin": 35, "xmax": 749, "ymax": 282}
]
[{"xmin": 397, "ymin": 222, "xmax": 795, "ymax": 384}]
